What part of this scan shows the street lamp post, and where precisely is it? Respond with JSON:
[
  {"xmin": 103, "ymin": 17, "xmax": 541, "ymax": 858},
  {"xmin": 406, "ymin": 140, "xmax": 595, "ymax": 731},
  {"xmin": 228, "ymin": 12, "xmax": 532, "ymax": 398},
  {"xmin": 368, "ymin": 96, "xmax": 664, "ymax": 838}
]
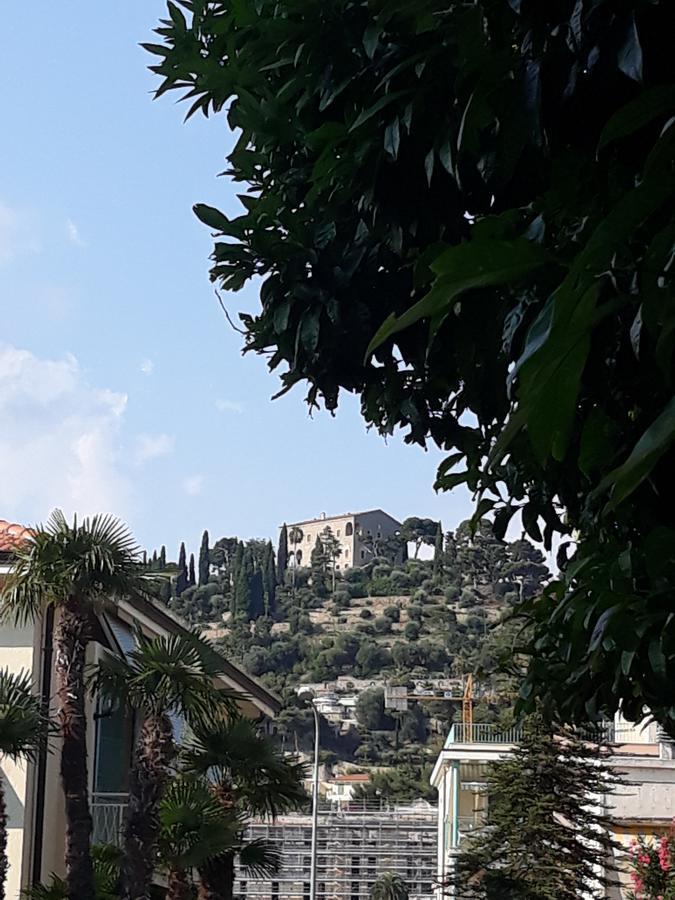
[{"xmin": 300, "ymin": 689, "xmax": 321, "ymax": 900}]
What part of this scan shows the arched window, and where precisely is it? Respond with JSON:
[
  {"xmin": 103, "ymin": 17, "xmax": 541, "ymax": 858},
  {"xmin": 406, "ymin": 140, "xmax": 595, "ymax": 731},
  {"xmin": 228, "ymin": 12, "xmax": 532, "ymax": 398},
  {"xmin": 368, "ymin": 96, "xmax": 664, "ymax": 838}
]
[
  {"xmin": 296, "ymin": 549, "xmax": 303, "ymax": 565},
  {"xmin": 345, "ymin": 522, "xmax": 353, "ymax": 536}
]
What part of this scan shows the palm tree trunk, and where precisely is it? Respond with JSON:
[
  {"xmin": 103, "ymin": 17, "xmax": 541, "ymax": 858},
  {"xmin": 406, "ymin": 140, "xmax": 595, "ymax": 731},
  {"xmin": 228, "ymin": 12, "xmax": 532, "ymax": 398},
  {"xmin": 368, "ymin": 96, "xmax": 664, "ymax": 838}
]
[
  {"xmin": 121, "ymin": 711, "xmax": 174, "ymax": 900},
  {"xmin": 0, "ymin": 778, "xmax": 7, "ymax": 900},
  {"xmin": 197, "ymin": 854, "xmax": 235, "ymax": 900},
  {"xmin": 54, "ymin": 595, "xmax": 95, "ymax": 900},
  {"xmin": 166, "ymin": 865, "xmax": 192, "ymax": 900}
]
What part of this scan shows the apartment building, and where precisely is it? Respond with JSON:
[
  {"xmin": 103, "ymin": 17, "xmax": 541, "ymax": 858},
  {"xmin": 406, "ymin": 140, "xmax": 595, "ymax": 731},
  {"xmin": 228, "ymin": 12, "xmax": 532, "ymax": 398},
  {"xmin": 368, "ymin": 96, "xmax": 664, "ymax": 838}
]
[
  {"xmin": 235, "ymin": 799, "xmax": 437, "ymax": 900},
  {"xmin": 286, "ymin": 509, "xmax": 402, "ymax": 570},
  {"xmin": 430, "ymin": 712, "xmax": 675, "ymax": 899},
  {"xmin": 0, "ymin": 519, "xmax": 280, "ymax": 900}
]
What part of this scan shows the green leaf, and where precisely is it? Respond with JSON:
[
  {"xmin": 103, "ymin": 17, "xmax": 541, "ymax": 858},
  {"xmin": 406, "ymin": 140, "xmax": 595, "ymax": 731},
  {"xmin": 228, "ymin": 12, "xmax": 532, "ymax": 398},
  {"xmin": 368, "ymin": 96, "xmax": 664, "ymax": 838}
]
[
  {"xmin": 596, "ymin": 396, "xmax": 675, "ymax": 510},
  {"xmin": 621, "ymin": 650, "xmax": 635, "ymax": 676},
  {"xmin": 384, "ymin": 118, "xmax": 400, "ymax": 159},
  {"xmin": 597, "ymin": 85, "xmax": 675, "ymax": 154},
  {"xmin": 363, "ymin": 23, "xmax": 380, "ymax": 59},
  {"xmin": 367, "ymin": 238, "xmax": 548, "ymax": 356},
  {"xmin": 193, "ymin": 203, "xmax": 232, "ymax": 232},
  {"xmin": 424, "ymin": 147, "xmax": 434, "ymax": 185},
  {"xmin": 348, "ymin": 91, "xmax": 407, "ymax": 132},
  {"xmin": 649, "ymin": 638, "xmax": 666, "ymax": 678}
]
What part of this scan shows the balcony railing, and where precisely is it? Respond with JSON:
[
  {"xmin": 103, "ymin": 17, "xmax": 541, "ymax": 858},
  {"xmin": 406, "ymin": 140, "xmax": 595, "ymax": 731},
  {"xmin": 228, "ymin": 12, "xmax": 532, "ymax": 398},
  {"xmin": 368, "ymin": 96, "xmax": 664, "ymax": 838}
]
[
  {"xmin": 447, "ymin": 724, "xmax": 522, "ymax": 745},
  {"xmin": 92, "ymin": 793, "xmax": 128, "ymax": 846},
  {"xmin": 446, "ymin": 722, "xmax": 659, "ymax": 747}
]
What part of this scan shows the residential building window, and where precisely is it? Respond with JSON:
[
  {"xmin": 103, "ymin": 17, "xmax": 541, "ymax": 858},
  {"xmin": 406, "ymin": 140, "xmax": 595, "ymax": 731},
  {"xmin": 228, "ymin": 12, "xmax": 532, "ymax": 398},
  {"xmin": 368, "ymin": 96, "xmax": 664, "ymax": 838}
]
[
  {"xmin": 361, "ymin": 549, "xmax": 365, "ymax": 559},
  {"xmin": 345, "ymin": 548, "xmax": 349, "ymax": 558},
  {"xmin": 303, "ymin": 883, "xmax": 310, "ymax": 900},
  {"xmin": 296, "ymin": 549, "xmax": 303, "ymax": 565},
  {"xmin": 307, "ymin": 534, "xmax": 311, "ymax": 543},
  {"xmin": 337, "ymin": 529, "xmax": 341, "ymax": 537},
  {"xmin": 345, "ymin": 522, "xmax": 353, "ymax": 536}
]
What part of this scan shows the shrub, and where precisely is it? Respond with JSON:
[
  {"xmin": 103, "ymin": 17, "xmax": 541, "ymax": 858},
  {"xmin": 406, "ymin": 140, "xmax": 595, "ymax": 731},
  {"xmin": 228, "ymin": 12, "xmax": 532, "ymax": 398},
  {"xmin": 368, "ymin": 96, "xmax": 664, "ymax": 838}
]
[
  {"xmin": 334, "ymin": 590, "xmax": 351, "ymax": 609},
  {"xmin": 404, "ymin": 622, "xmax": 420, "ymax": 641},
  {"xmin": 412, "ymin": 588, "xmax": 428, "ymax": 603},
  {"xmin": 359, "ymin": 608, "xmax": 373, "ymax": 620},
  {"xmin": 374, "ymin": 616, "xmax": 391, "ymax": 634},
  {"xmin": 444, "ymin": 584, "xmax": 460, "ymax": 603},
  {"xmin": 407, "ymin": 604, "xmax": 423, "ymax": 622},
  {"xmin": 383, "ymin": 605, "xmax": 401, "ymax": 622}
]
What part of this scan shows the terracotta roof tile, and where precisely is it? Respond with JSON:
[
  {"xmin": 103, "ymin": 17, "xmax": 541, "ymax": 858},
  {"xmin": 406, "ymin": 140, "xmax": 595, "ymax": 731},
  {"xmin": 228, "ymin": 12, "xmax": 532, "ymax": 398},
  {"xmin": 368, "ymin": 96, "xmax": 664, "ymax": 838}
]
[{"xmin": 0, "ymin": 519, "xmax": 32, "ymax": 553}]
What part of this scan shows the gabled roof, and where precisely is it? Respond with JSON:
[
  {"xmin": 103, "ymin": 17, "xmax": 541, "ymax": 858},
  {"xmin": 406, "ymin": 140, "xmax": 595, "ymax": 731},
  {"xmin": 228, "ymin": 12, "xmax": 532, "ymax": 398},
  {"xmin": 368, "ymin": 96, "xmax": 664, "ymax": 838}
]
[{"xmin": 0, "ymin": 519, "xmax": 32, "ymax": 553}]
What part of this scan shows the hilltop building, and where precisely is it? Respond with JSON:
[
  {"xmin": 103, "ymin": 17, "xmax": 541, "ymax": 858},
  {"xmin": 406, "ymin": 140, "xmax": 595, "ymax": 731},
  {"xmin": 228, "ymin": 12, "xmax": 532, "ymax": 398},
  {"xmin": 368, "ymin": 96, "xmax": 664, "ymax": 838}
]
[
  {"xmin": 0, "ymin": 519, "xmax": 279, "ymax": 900},
  {"xmin": 285, "ymin": 509, "xmax": 402, "ymax": 570}
]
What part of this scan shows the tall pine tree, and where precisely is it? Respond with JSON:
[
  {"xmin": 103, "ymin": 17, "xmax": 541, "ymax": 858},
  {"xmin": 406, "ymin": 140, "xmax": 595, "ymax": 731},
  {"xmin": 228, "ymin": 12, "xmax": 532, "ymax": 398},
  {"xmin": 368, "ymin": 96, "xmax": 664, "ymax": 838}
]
[
  {"xmin": 249, "ymin": 568, "xmax": 265, "ymax": 620},
  {"xmin": 198, "ymin": 529, "xmax": 210, "ymax": 586},
  {"xmin": 451, "ymin": 718, "xmax": 621, "ymax": 899},
  {"xmin": 277, "ymin": 523, "xmax": 288, "ymax": 584},
  {"xmin": 188, "ymin": 553, "xmax": 196, "ymax": 587},
  {"xmin": 176, "ymin": 542, "xmax": 188, "ymax": 596},
  {"xmin": 159, "ymin": 545, "xmax": 166, "ymax": 569}
]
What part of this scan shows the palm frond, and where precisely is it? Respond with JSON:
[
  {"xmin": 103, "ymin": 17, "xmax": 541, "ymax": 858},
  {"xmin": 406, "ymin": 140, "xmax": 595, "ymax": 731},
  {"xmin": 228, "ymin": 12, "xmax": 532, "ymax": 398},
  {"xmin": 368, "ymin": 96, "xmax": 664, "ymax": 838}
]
[
  {"xmin": 21, "ymin": 844, "xmax": 121, "ymax": 900},
  {"xmin": 182, "ymin": 716, "xmax": 307, "ymax": 818},
  {"xmin": 1, "ymin": 510, "xmax": 150, "ymax": 625},
  {"xmin": 239, "ymin": 838, "xmax": 282, "ymax": 878},
  {"xmin": 158, "ymin": 777, "xmax": 240, "ymax": 869},
  {"xmin": 90, "ymin": 627, "xmax": 236, "ymax": 726},
  {"xmin": 0, "ymin": 668, "xmax": 50, "ymax": 761}
]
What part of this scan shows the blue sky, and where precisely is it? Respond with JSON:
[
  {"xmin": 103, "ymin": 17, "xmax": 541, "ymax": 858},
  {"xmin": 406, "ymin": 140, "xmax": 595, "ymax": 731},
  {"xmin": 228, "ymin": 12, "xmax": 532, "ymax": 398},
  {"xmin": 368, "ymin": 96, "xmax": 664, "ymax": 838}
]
[{"xmin": 0, "ymin": 2, "xmax": 475, "ymax": 559}]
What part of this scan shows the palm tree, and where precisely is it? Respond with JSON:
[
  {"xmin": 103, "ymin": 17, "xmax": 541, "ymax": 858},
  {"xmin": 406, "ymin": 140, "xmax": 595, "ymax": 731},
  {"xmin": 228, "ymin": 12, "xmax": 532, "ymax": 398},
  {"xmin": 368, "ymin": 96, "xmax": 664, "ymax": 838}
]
[
  {"xmin": 0, "ymin": 669, "xmax": 48, "ymax": 900},
  {"xmin": 182, "ymin": 716, "xmax": 306, "ymax": 900},
  {"xmin": 370, "ymin": 873, "xmax": 409, "ymax": 900},
  {"xmin": 0, "ymin": 511, "xmax": 147, "ymax": 900},
  {"xmin": 92, "ymin": 628, "xmax": 237, "ymax": 900}
]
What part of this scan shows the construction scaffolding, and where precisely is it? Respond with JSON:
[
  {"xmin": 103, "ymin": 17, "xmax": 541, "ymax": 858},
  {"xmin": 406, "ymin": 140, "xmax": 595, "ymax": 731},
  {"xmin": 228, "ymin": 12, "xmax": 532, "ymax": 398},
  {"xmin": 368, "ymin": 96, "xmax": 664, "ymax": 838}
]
[{"xmin": 234, "ymin": 800, "xmax": 438, "ymax": 900}]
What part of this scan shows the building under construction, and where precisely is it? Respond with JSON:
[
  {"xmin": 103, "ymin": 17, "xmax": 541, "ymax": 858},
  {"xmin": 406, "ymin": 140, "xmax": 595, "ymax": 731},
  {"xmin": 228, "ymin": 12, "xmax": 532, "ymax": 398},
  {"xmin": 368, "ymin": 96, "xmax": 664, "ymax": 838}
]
[{"xmin": 234, "ymin": 800, "xmax": 437, "ymax": 900}]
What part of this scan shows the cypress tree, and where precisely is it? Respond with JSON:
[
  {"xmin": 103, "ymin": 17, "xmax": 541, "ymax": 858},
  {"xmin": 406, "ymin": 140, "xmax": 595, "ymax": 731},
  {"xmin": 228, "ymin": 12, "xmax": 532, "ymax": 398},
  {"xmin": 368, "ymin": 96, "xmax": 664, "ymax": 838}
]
[
  {"xmin": 277, "ymin": 523, "xmax": 288, "ymax": 584},
  {"xmin": 311, "ymin": 534, "xmax": 328, "ymax": 596},
  {"xmin": 451, "ymin": 718, "xmax": 621, "ymax": 899},
  {"xmin": 142, "ymin": 550, "xmax": 147, "ymax": 566},
  {"xmin": 159, "ymin": 545, "xmax": 166, "ymax": 569},
  {"xmin": 198, "ymin": 529, "xmax": 210, "ymax": 586},
  {"xmin": 248, "ymin": 568, "xmax": 265, "ymax": 620},
  {"xmin": 264, "ymin": 541, "xmax": 276, "ymax": 613},
  {"xmin": 188, "ymin": 553, "xmax": 196, "ymax": 587},
  {"xmin": 233, "ymin": 545, "xmax": 254, "ymax": 619},
  {"xmin": 433, "ymin": 521, "xmax": 444, "ymax": 578},
  {"xmin": 176, "ymin": 542, "xmax": 188, "ymax": 596},
  {"xmin": 151, "ymin": 549, "xmax": 158, "ymax": 570}
]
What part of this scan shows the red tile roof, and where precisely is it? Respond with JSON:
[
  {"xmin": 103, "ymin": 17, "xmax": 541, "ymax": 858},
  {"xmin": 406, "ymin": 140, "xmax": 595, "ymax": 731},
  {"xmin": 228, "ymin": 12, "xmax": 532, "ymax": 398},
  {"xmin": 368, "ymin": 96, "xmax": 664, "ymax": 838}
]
[{"xmin": 0, "ymin": 520, "xmax": 32, "ymax": 553}]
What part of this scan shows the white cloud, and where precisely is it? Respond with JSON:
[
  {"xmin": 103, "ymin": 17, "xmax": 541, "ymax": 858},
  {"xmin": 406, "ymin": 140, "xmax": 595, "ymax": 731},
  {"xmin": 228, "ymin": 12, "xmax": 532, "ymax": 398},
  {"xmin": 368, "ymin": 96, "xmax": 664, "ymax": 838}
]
[
  {"xmin": 182, "ymin": 475, "xmax": 204, "ymax": 497},
  {"xmin": 134, "ymin": 433, "xmax": 174, "ymax": 465},
  {"xmin": 140, "ymin": 358, "xmax": 154, "ymax": 376},
  {"xmin": 215, "ymin": 398, "xmax": 243, "ymax": 414},
  {"xmin": 0, "ymin": 201, "xmax": 38, "ymax": 266},
  {"xmin": 66, "ymin": 218, "xmax": 85, "ymax": 247},
  {"xmin": 0, "ymin": 344, "xmax": 132, "ymax": 521}
]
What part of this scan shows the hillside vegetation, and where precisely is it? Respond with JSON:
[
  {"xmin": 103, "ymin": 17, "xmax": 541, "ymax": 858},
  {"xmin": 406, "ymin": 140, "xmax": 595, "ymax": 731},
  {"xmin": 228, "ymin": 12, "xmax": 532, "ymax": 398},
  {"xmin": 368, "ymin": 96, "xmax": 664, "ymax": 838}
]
[{"xmin": 148, "ymin": 517, "xmax": 548, "ymax": 797}]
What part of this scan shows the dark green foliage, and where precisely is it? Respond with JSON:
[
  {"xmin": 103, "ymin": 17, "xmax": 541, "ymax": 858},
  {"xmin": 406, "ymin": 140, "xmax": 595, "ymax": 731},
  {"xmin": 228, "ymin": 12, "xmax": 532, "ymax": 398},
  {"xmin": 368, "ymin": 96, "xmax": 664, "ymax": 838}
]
[
  {"xmin": 263, "ymin": 541, "xmax": 276, "ymax": 614},
  {"xmin": 401, "ymin": 519, "xmax": 438, "ymax": 560},
  {"xmin": 159, "ymin": 545, "xmax": 166, "ymax": 570},
  {"xmin": 150, "ymin": 0, "xmax": 675, "ymax": 734},
  {"xmin": 188, "ymin": 553, "xmax": 196, "ymax": 588},
  {"xmin": 451, "ymin": 720, "xmax": 621, "ymax": 900},
  {"xmin": 433, "ymin": 523, "xmax": 444, "ymax": 579},
  {"xmin": 277, "ymin": 524, "xmax": 288, "ymax": 584},
  {"xmin": 355, "ymin": 688, "xmax": 392, "ymax": 731},
  {"xmin": 198, "ymin": 530, "xmax": 210, "ymax": 586},
  {"xmin": 176, "ymin": 542, "xmax": 188, "ymax": 597}
]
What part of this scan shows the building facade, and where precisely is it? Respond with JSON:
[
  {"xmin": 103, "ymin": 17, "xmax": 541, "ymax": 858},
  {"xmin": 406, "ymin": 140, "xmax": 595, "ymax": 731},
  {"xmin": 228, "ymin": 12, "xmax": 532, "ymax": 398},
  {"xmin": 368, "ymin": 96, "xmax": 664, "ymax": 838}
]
[
  {"xmin": 235, "ymin": 800, "xmax": 437, "ymax": 900},
  {"xmin": 0, "ymin": 520, "xmax": 280, "ymax": 900},
  {"xmin": 286, "ymin": 510, "xmax": 402, "ymax": 570},
  {"xmin": 430, "ymin": 713, "xmax": 675, "ymax": 899}
]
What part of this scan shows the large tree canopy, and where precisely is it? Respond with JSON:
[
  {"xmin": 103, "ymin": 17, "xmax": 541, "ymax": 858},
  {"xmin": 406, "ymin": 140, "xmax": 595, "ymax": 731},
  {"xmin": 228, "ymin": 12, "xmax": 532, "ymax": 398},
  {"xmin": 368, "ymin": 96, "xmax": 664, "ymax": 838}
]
[{"xmin": 147, "ymin": 1, "xmax": 675, "ymax": 731}]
